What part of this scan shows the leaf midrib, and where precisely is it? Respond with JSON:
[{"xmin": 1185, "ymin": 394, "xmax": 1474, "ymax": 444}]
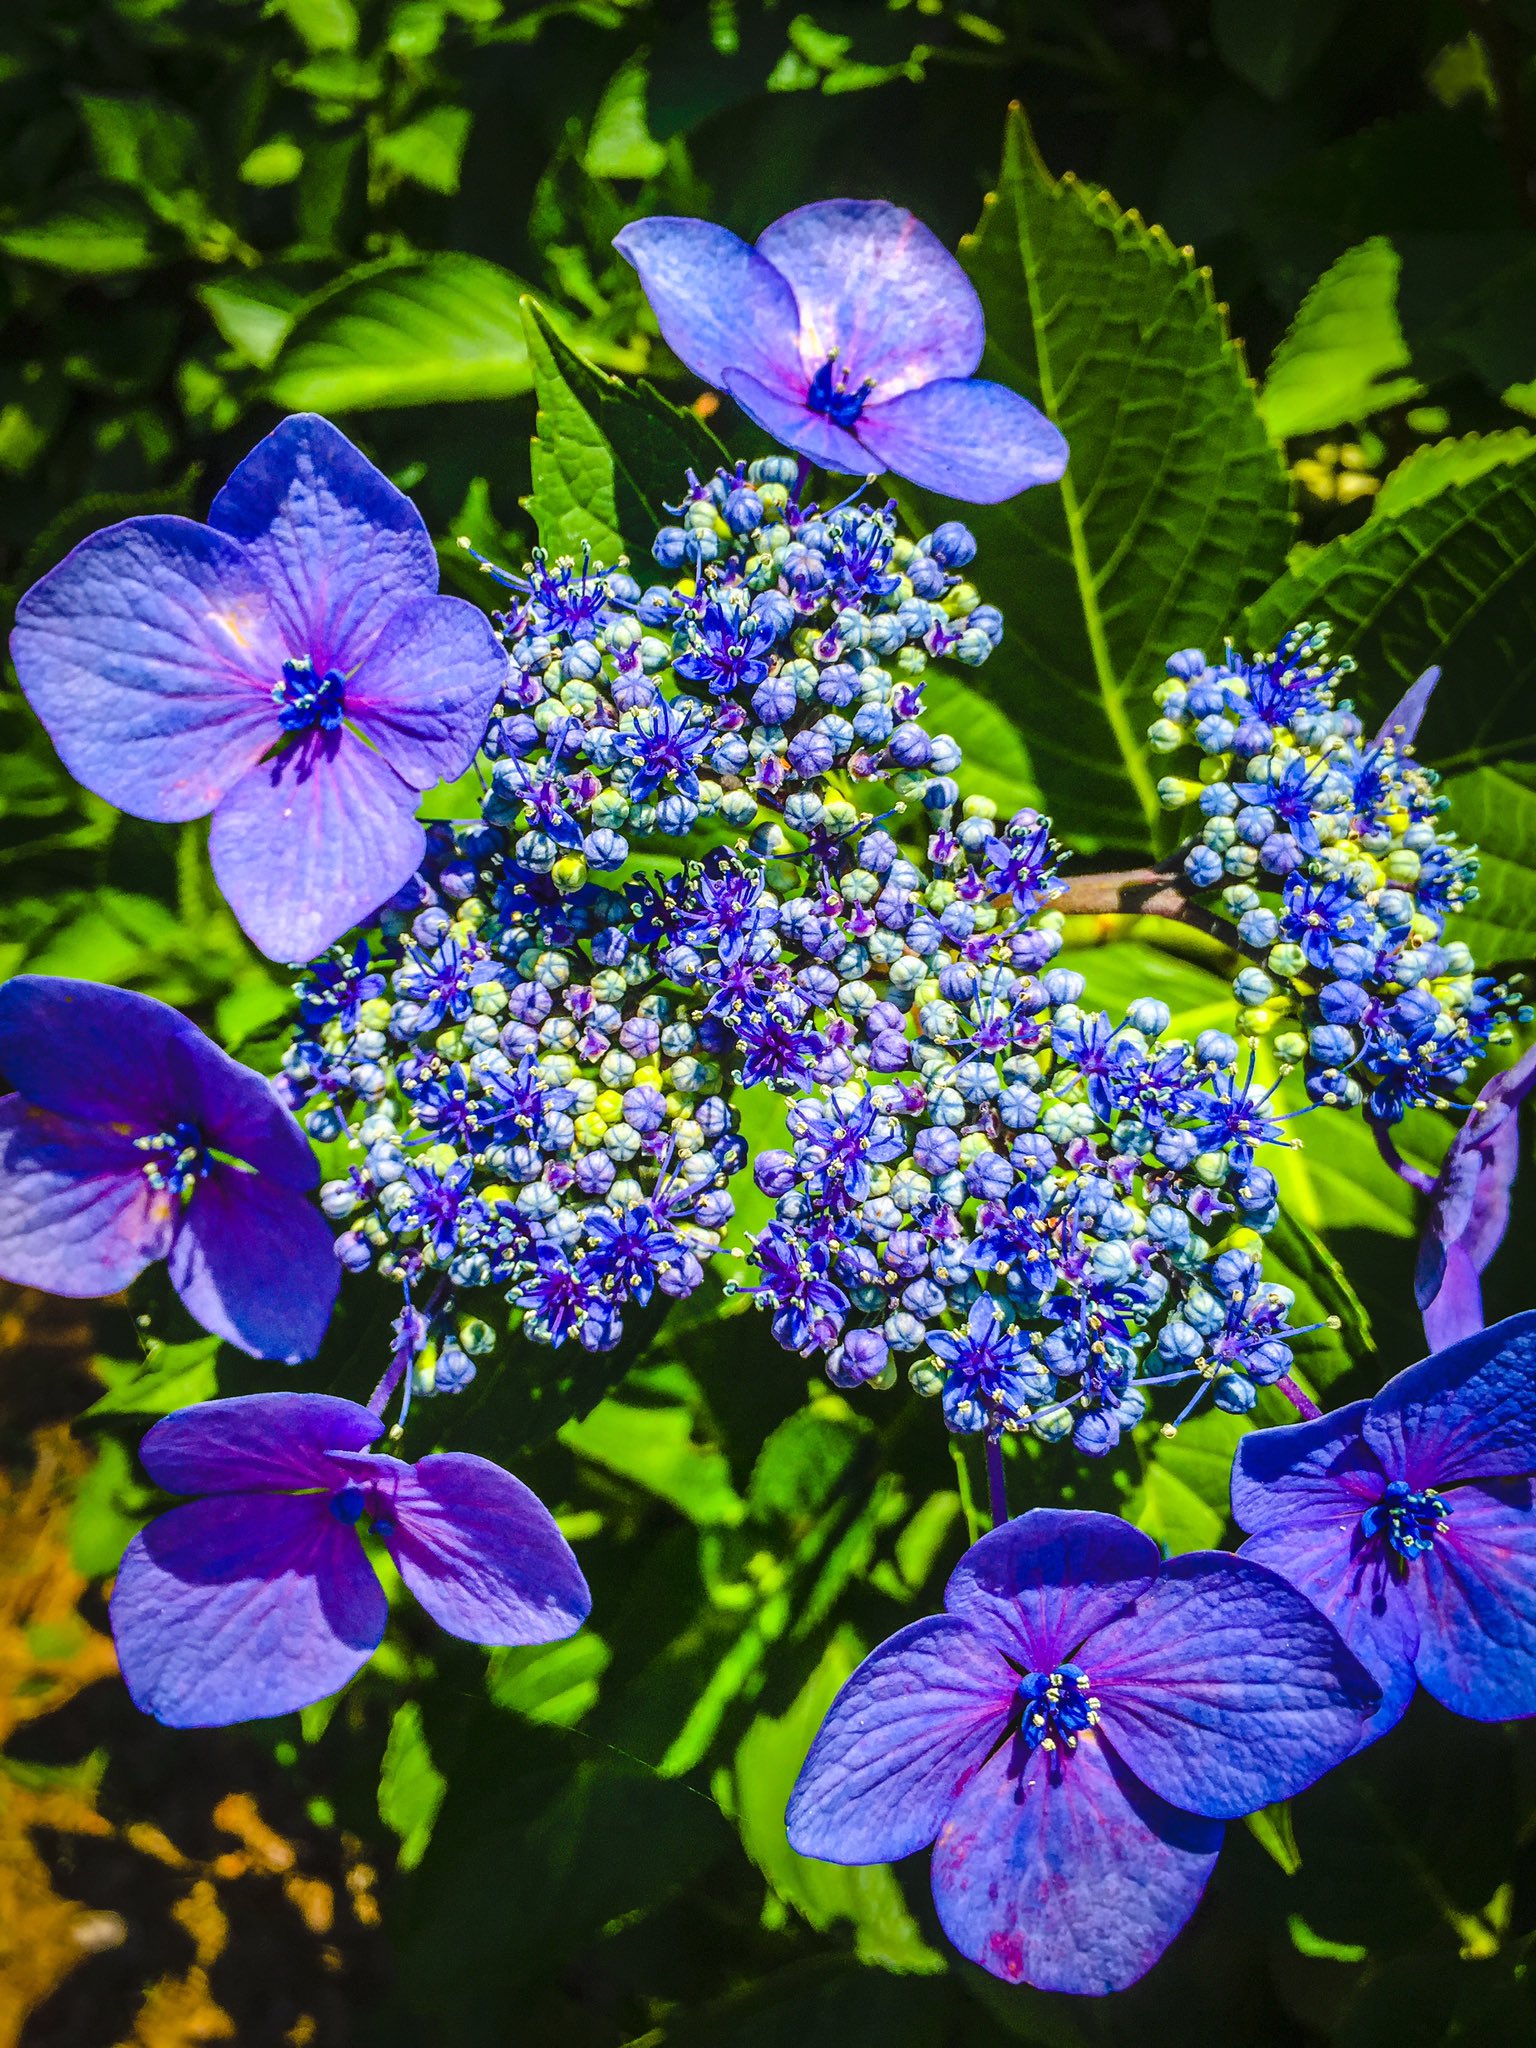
[{"xmin": 1009, "ymin": 158, "xmax": 1162, "ymax": 842}]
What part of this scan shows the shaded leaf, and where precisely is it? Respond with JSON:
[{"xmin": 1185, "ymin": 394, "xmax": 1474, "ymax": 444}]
[
  {"xmin": 561, "ymin": 1362, "xmax": 746, "ymax": 1527},
  {"xmin": 378, "ymin": 1701, "xmax": 446, "ymax": 1872},
  {"xmin": 1437, "ymin": 763, "xmax": 1536, "ymax": 963}
]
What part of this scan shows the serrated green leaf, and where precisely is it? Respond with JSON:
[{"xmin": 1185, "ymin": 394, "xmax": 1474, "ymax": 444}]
[
  {"xmin": 902, "ymin": 107, "xmax": 1290, "ymax": 849},
  {"xmin": 521, "ymin": 297, "xmax": 727, "ymax": 560},
  {"xmin": 1437, "ymin": 763, "xmax": 1536, "ymax": 962},
  {"xmin": 1373, "ymin": 428, "xmax": 1536, "ymax": 520},
  {"xmin": 267, "ymin": 255, "xmax": 545, "ymax": 411},
  {"xmin": 730, "ymin": 1628, "xmax": 945, "ymax": 1975},
  {"xmin": 1241, "ymin": 436, "xmax": 1536, "ymax": 760},
  {"xmin": 1259, "ymin": 239, "xmax": 1422, "ymax": 440},
  {"xmin": 379, "ymin": 1701, "xmax": 446, "ymax": 1872}
]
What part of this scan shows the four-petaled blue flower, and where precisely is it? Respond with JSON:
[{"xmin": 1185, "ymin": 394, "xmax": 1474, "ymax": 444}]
[
  {"xmin": 10, "ymin": 415, "xmax": 507, "ymax": 963},
  {"xmin": 1233, "ymin": 1313, "xmax": 1536, "ymax": 1741},
  {"xmin": 615, "ymin": 202, "xmax": 1068, "ymax": 502},
  {"xmin": 112, "ymin": 1392, "xmax": 589, "ymax": 1726},
  {"xmin": 0, "ymin": 977, "xmax": 337, "ymax": 1361},
  {"xmin": 786, "ymin": 1509, "xmax": 1377, "ymax": 1994}
]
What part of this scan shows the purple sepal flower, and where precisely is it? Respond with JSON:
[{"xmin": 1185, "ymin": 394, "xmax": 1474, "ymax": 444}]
[
  {"xmin": 786, "ymin": 1508, "xmax": 1376, "ymax": 1994},
  {"xmin": 11, "ymin": 415, "xmax": 508, "ymax": 963},
  {"xmin": 1415, "ymin": 1045, "xmax": 1536, "ymax": 1348},
  {"xmin": 614, "ymin": 202, "xmax": 1068, "ymax": 504},
  {"xmin": 1233, "ymin": 1312, "xmax": 1536, "ymax": 1743},
  {"xmin": 1373, "ymin": 664, "xmax": 1440, "ymax": 750},
  {"xmin": 0, "ymin": 977, "xmax": 337, "ymax": 1361},
  {"xmin": 111, "ymin": 1391, "xmax": 591, "ymax": 1727}
]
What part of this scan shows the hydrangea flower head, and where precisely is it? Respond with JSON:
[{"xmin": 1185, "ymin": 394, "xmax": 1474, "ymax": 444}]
[
  {"xmin": 0, "ymin": 977, "xmax": 337, "ymax": 1361},
  {"xmin": 1233, "ymin": 1312, "xmax": 1536, "ymax": 1740},
  {"xmin": 786, "ymin": 1509, "xmax": 1376, "ymax": 1993},
  {"xmin": 112, "ymin": 1391, "xmax": 590, "ymax": 1726},
  {"xmin": 615, "ymin": 202, "xmax": 1068, "ymax": 502},
  {"xmin": 10, "ymin": 415, "xmax": 507, "ymax": 963},
  {"xmin": 1416, "ymin": 1045, "xmax": 1536, "ymax": 1347}
]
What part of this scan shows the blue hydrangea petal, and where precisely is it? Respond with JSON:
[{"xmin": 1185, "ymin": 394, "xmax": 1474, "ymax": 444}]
[
  {"xmin": 367, "ymin": 1450, "xmax": 590, "ymax": 1645},
  {"xmin": 1404, "ymin": 1478, "xmax": 1536, "ymax": 1722},
  {"xmin": 1237, "ymin": 1521, "xmax": 1419, "ymax": 1745},
  {"xmin": 0, "ymin": 976, "xmax": 207, "ymax": 1133},
  {"xmin": 138, "ymin": 1392, "xmax": 380, "ymax": 1496},
  {"xmin": 1421, "ymin": 1245, "xmax": 1487, "ymax": 1350},
  {"xmin": 162, "ymin": 1027, "xmax": 319, "ymax": 1193},
  {"xmin": 208, "ymin": 728, "xmax": 426, "ymax": 964},
  {"xmin": 719, "ymin": 369, "xmax": 872, "ymax": 475},
  {"xmin": 1083, "ymin": 1553, "xmax": 1380, "ymax": 1818},
  {"xmin": 1417, "ymin": 1046, "xmax": 1536, "ymax": 1344},
  {"xmin": 0, "ymin": 1098, "xmax": 174, "ymax": 1298},
  {"xmin": 856, "ymin": 378, "xmax": 1069, "ymax": 503},
  {"xmin": 929, "ymin": 1732, "xmax": 1223, "ymax": 1994},
  {"xmin": 208, "ymin": 414, "xmax": 438, "ymax": 678},
  {"xmin": 1363, "ymin": 1312, "xmax": 1536, "ymax": 1490},
  {"xmin": 10, "ymin": 514, "xmax": 280, "ymax": 822},
  {"xmin": 613, "ymin": 218, "xmax": 803, "ymax": 395},
  {"xmin": 345, "ymin": 590, "xmax": 507, "ymax": 791},
  {"xmin": 168, "ymin": 1163, "xmax": 340, "ymax": 1362},
  {"xmin": 111, "ymin": 1491, "xmax": 386, "ymax": 1727},
  {"xmin": 943, "ymin": 1509, "xmax": 1159, "ymax": 1671},
  {"xmin": 755, "ymin": 200, "xmax": 985, "ymax": 397},
  {"xmin": 1373, "ymin": 664, "xmax": 1440, "ymax": 748},
  {"xmin": 784, "ymin": 1614, "xmax": 1017, "ymax": 1865},
  {"xmin": 1230, "ymin": 1401, "xmax": 1376, "ymax": 1538}
]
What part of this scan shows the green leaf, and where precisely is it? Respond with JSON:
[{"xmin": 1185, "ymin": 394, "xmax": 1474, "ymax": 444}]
[
  {"xmin": 266, "ymin": 255, "xmax": 543, "ymax": 412},
  {"xmin": 1247, "ymin": 1802, "xmax": 1303, "ymax": 1876},
  {"xmin": 75, "ymin": 92, "xmax": 202, "ymax": 198},
  {"xmin": 902, "ymin": 107, "xmax": 1290, "ymax": 848},
  {"xmin": 279, "ymin": 0, "xmax": 361, "ymax": 54},
  {"xmin": 748, "ymin": 1400, "xmax": 866, "ymax": 1529},
  {"xmin": 1241, "ymin": 435, "xmax": 1536, "ymax": 759},
  {"xmin": 922, "ymin": 671, "xmax": 1042, "ymax": 817},
  {"xmin": 1263, "ymin": 1208, "xmax": 1374, "ymax": 1389},
  {"xmin": 561, "ymin": 1362, "xmax": 746, "ymax": 1526},
  {"xmin": 0, "ymin": 185, "xmax": 158, "ymax": 275},
  {"xmin": 521, "ymin": 297, "xmax": 727, "ymax": 560},
  {"xmin": 1437, "ymin": 764, "xmax": 1536, "ymax": 962},
  {"xmin": 1373, "ymin": 428, "xmax": 1536, "ymax": 520},
  {"xmin": 86, "ymin": 1336, "xmax": 222, "ymax": 1418},
  {"xmin": 67, "ymin": 1435, "xmax": 154, "ymax": 1577},
  {"xmin": 1259, "ymin": 239, "xmax": 1422, "ymax": 440},
  {"xmin": 1134, "ymin": 1407, "xmax": 1249, "ymax": 1554},
  {"xmin": 584, "ymin": 55, "xmax": 666, "ymax": 180},
  {"xmin": 486, "ymin": 1633, "xmax": 611, "ymax": 1726},
  {"xmin": 379, "ymin": 1702, "xmax": 447, "ymax": 1872},
  {"xmin": 1211, "ymin": 0, "xmax": 1345, "ymax": 100},
  {"xmin": 373, "ymin": 105, "xmax": 473, "ymax": 196},
  {"xmin": 730, "ymin": 1628, "xmax": 945, "ymax": 1974},
  {"xmin": 199, "ymin": 277, "xmax": 303, "ymax": 368}
]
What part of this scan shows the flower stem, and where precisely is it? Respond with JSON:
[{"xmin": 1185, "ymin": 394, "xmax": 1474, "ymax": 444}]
[
  {"xmin": 986, "ymin": 1433, "xmax": 1010, "ymax": 1529},
  {"xmin": 1373, "ymin": 1120, "xmax": 1436, "ymax": 1197},
  {"xmin": 1274, "ymin": 1375, "xmax": 1323, "ymax": 1422},
  {"xmin": 1053, "ymin": 860, "xmax": 1233, "ymax": 944}
]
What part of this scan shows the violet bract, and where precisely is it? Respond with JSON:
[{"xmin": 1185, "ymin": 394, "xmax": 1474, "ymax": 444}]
[
  {"xmin": 1233, "ymin": 1312, "xmax": 1536, "ymax": 1740},
  {"xmin": 10, "ymin": 414, "xmax": 508, "ymax": 964},
  {"xmin": 0, "ymin": 976, "xmax": 337, "ymax": 1361},
  {"xmin": 614, "ymin": 201, "xmax": 1068, "ymax": 502},
  {"xmin": 786, "ymin": 1508, "xmax": 1376, "ymax": 1994},
  {"xmin": 112, "ymin": 1392, "xmax": 591, "ymax": 1726}
]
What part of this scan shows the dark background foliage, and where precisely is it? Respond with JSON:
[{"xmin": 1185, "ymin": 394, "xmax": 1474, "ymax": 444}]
[{"xmin": 3, "ymin": 2, "xmax": 1536, "ymax": 2043}]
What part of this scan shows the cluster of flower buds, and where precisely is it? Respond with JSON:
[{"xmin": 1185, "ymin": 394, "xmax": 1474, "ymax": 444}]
[
  {"xmin": 1149, "ymin": 627, "xmax": 1506, "ymax": 1123},
  {"xmin": 277, "ymin": 461, "xmax": 1003, "ymax": 1400}
]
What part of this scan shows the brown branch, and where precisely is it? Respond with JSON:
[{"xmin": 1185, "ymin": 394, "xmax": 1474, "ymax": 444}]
[{"xmin": 1053, "ymin": 862, "xmax": 1234, "ymax": 944}]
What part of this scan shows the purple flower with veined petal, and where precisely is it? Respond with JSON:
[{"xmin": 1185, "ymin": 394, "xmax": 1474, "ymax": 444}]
[
  {"xmin": 10, "ymin": 415, "xmax": 507, "ymax": 963},
  {"xmin": 1415, "ymin": 1045, "xmax": 1536, "ymax": 1347},
  {"xmin": 786, "ymin": 1510, "xmax": 1376, "ymax": 1994},
  {"xmin": 1233, "ymin": 1313, "xmax": 1536, "ymax": 1743},
  {"xmin": 111, "ymin": 1392, "xmax": 590, "ymax": 1726},
  {"xmin": 0, "ymin": 977, "xmax": 337, "ymax": 1361},
  {"xmin": 615, "ymin": 202, "xmax": 1068, "ymax": 503}
]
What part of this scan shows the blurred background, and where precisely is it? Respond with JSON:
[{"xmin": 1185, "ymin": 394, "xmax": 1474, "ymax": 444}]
[{"xmin": 3, "ymin": 2, "xmax": 1536, "ymax": 2043}]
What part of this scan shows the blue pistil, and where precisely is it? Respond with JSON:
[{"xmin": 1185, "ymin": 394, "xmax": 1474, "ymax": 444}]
[
  {"xmin": 274, "ymin": 656, "xmax": 347, "ymax": 734},
  {"xmin": 330, "ymin": 1484, "xmax": 367, "ymax": 1526},
  {"xmin": 806, "ymin": 355, "xmax": 874, "ymax": 429},
  {"xmin": 1017, "ymin": 1664, "xmax": 1100, "ymax": 1754},
  {"xmin": 1361, "ymin": 1478, "xmax": 1451, "ymax": 1562},
  {"xmin": 134, "ymin": 1120, "xmax": 213, "ymax": 1199}
]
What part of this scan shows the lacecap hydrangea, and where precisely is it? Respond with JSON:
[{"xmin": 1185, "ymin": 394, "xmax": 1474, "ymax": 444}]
[
  {"xmin": 1149, "ymin": 628, "xmax": 1512, "ymax": 1125},
  {"xmin": 278, "ymin": 458, "xmax": 1001, "ymax": 1397}
]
